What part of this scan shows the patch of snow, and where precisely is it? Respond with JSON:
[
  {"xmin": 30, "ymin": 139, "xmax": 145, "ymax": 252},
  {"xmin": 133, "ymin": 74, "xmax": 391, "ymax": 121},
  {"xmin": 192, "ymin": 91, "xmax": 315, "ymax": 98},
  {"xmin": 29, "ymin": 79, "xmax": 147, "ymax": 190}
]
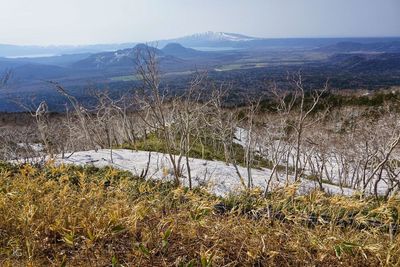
[
  {"xmin": 17, "ymin": 143, "xmax": 44, "ymax": 152},
  {"xmin": 234, "ymin": 127, "xmax": 396, "ymax": 195},
  {"xmin": 40, "ymin": 149, "xmax": 354, "ymax": 196},
  {"xmin": 184, "ymin": 31, "xmax": 257, "ymax": 42}
]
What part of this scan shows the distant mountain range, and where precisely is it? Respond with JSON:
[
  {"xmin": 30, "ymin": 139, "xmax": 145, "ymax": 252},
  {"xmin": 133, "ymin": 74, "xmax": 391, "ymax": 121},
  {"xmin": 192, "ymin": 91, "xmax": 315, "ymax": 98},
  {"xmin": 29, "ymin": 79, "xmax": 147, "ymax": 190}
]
[
  {"xmin": 0, "ymin": 32, "xmax": 258, "ymax": 58},
  {"xmin": 1, "ymin": 36, "xmax": 399, "ymax": 78},
  {"xmin": 0, "ymin": 43, "xmax": 138, "ymax": 58},
  {"xmin": 71, "ymin": 43, "xmax": 206, "ymax": 71},
  {"xmin": 0, "ymin": 36, "xmax": 399, "ymax": 84},
  {"xmin": 0, "ymin": 32, "xmax": 400, "ymax": 112},
  {"xmin": 2, "ymin": 31, "xmax": 400, "ymax": 58}
]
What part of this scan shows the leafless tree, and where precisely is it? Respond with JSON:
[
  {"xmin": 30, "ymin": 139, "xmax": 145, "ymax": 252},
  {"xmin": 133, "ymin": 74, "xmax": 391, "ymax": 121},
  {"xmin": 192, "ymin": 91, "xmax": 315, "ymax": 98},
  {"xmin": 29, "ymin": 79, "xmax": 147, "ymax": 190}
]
[
  {"xmin": 49, "ymin": 81, "xmax": 97, "ymax": 150},
  {"xmin": 134, "ymin": 45, "xmax": 210, "ymax": 187},
  {"xmin": 270, "ymin": 73, "xmax": 329, "ymax": 182},
  {"xmin": 243, "ymin": 97, "xmax": 261, "ymax": 188},
  {"xmin": 172, "ymin": 73, "xmax": 207, "ymax": 188}
]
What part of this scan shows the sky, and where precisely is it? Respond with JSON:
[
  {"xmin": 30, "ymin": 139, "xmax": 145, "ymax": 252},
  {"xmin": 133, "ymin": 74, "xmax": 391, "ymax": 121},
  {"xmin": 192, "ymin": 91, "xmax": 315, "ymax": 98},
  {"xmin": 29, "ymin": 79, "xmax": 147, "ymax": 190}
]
[{"xmin": 0, "ymin": 0, "xmax": 399, "ymax": 45}]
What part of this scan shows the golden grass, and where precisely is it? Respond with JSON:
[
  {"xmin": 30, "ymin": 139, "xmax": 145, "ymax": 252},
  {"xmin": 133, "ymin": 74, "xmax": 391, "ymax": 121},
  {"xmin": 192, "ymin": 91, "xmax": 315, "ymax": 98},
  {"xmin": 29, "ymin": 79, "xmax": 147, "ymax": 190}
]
[{"xmin": 0, "ymin": 163, "xmax": 399, "ymax": 266}]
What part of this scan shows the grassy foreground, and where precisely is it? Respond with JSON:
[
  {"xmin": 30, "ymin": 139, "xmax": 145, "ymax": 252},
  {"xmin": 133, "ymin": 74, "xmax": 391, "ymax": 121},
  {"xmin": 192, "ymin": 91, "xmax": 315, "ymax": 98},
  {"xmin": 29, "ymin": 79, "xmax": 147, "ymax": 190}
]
[{"xmin": 0, "ymin": 163, "xmax": 400, "ymax": 266}]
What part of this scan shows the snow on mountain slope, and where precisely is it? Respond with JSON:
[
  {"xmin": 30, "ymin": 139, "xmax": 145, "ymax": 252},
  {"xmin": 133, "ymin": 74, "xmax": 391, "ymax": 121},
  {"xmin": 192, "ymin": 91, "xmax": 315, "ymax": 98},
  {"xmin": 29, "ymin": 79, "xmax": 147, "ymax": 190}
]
[
  {"xmin": 156, "ymin": 31, "xmax": 263, "ymax": 50},
  {"xmin": 184, "ymin": 31, "xmax": 258, "ymax": 42},
  {"xmin": 233, "ymin": 127, "xmax": 392, "ymax": 196},
  {"xmin": 43, "ymin": 149, "xmax": 353, "ymax": 196}
]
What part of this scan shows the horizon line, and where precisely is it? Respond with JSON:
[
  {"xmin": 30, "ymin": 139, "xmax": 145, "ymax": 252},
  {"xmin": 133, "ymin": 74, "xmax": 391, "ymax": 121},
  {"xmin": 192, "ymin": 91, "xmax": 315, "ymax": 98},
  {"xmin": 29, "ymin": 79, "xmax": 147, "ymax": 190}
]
[{"xmin": 1, "ymin": 34, "xmax": 400, "ymax": 47}]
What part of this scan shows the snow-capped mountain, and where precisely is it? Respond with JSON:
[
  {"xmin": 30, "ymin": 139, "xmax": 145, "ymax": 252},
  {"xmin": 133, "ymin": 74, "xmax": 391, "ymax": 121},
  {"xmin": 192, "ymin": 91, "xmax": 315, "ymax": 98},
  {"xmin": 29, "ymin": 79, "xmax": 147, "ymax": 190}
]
[
  {"xmin": 179, "ymin": 31, "xmax": 258, "ymax": 42},
  {"xmin": 159, "ymin": 31, "xmax": 261, "ymax": 49}
]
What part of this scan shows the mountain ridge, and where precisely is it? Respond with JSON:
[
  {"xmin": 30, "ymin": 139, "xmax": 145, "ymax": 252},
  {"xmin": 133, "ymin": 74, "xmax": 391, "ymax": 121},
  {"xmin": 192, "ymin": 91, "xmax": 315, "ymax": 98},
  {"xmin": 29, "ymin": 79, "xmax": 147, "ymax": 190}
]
[{"xmin": 2, "ymin": 32, "xmax": 400, "ymax": 58}]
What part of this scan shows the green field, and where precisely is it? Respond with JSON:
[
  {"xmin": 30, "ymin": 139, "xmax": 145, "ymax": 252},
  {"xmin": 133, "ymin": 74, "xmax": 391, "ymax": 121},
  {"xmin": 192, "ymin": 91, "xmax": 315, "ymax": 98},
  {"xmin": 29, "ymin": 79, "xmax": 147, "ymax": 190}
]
[{"xmin": 110, "ymin": 70, "xmax": 196, "ymax": 82}]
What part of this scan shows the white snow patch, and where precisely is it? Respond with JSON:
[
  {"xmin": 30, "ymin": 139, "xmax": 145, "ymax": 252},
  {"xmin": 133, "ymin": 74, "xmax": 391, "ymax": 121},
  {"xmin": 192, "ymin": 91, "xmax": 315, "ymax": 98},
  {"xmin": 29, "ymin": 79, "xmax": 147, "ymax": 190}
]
[
  {"xmin": 17, "ymin": 143, "xmax": 44, "ymax": 152},
  {"xmin": 43, "ymin": 149, "xmax": 354, "ymax": 196},
  {"xmin": 184, "ymin": 31, "xmax": 257, "ymax": 42}
]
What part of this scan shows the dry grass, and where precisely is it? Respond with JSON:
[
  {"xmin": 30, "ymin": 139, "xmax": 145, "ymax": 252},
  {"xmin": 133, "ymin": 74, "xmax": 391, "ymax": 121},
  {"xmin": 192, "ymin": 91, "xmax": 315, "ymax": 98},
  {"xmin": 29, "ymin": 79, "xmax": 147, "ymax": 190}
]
[{"xmin": 0, "ymin": 162, "xmax": 399, "ymax": 266}]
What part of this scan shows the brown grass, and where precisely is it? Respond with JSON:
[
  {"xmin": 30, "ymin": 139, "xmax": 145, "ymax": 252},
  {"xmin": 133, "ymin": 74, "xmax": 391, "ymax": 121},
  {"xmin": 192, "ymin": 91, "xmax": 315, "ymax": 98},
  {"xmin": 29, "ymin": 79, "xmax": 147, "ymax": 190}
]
[{"xmin": 0, "ymin": 163, "xmax": 399, "ymax": 266}]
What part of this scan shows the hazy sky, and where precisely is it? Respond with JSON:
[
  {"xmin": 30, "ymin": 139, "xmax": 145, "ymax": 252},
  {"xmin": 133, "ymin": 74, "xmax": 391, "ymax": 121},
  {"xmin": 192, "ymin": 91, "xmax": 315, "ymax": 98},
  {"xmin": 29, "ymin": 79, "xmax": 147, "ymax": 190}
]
[{"xmin": 0, "ymin": 0, "xmax": 399, "ymax": 45}]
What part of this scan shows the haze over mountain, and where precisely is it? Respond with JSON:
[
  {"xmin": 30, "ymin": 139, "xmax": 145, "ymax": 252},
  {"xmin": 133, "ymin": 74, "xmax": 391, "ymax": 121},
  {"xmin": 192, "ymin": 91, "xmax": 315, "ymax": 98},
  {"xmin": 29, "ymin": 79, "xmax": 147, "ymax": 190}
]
[
  {"xmin": 3, "ymin": 31, "xmax": 400, "ymax": 58},
  {"xmin": 0, "ymin": 31, "xmax": 400, "ymax": 112},
  {"xmin": 0, "ymin": 31, "xmax": 269, "ymax": 58},
  {"xmin": 161, "ymin": 43, "xmax": 203, "ymax": 58},
  {"xmin": 317, "ymin": 41, "xmax": 400, "ymax": 53},
  {"xmin": 0, "ymin": 31, "xmax": 256, "ymax": 58},
  {"xmin": 0, "ymin": 43, "xmax": 138, "ymax": 58}
]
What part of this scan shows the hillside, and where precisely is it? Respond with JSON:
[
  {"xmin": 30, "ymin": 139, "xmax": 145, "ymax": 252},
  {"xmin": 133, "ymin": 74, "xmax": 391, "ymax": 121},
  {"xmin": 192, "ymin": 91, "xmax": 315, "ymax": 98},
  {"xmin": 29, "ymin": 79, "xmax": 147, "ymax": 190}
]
[
  {"xmin": 329, "ymin": 53, "xmax": 400, "ymax": 72},
  {"xmin": 1, "ymin": 162, "xmax": 399, "ymax": 266},
  {"xmin": 1, "ymin": 63, "xmax": 400, "ymax": 266},
  {"xmin": 161, "ymin": 43, "xmax": 204, "ymax": 58},
  {"xmin": 2, "ymin": 0, "xmax": 400, "ymax": 266},
  {"xmin": 317, "ymin": 41, "xmax": 400, "ymax": 53}
]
